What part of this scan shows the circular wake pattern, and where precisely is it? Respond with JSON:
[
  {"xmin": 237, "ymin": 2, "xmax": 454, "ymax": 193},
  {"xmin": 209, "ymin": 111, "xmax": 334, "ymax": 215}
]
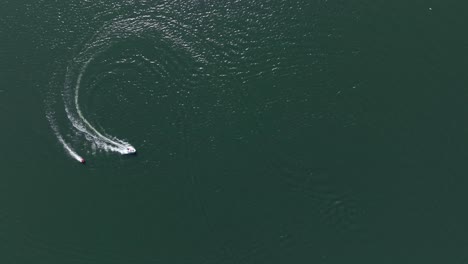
[
  {"xmin": 48, "ymin": 13, "xmax": 212, "ymax": 162},
  {"xmin": 44, "ymin": 1, "xmax": 328, "ymax": 163}
]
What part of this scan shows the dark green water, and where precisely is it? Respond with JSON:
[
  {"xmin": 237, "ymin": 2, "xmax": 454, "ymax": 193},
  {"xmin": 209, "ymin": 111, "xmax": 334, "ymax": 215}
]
[{"xmin": 2, "ymin": 1, "xmax": 468, "ymax": 263}]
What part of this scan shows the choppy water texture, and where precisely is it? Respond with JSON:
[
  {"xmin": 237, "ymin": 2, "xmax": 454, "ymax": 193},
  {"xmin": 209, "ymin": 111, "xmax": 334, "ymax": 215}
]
[{"xmin": 2, "ymin": 0, "xmax": 468, "ymax": 263}]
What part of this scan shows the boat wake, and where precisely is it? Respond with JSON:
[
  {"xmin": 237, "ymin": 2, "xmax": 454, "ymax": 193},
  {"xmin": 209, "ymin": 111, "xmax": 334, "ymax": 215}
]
[
  {"xmin": 63, "ymin": 58, "xmax": 136, "ymax": 156},
  {"xmin": 46, "ymin": 51, "xmax": 136, "ymax": 163},
  {"xmin": 46, "ymin": 14, "xmax": 209, "ymax": 162},
  {"xmin": 46, "ymin": 114, "xmax": 86, "ymax": 164}
]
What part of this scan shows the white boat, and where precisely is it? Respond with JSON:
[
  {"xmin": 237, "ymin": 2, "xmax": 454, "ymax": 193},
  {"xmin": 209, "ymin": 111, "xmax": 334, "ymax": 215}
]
[{"xmin": 122, "ymin": 147, "xmax": 136, "ymax": 155}]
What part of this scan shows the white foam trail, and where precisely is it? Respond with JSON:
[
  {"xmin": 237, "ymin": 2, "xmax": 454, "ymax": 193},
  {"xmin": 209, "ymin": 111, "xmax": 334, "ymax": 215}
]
[
  {"xmin": 63, "ymin": 57, "xmax": 135, "ymax": 155},
  {"xmin": 47, "ymin": 114, "xmax": 85, "ymax": 163},
  {"xmin": 57, "ymin": 134, "xmax": 85, "ymax": 163}
]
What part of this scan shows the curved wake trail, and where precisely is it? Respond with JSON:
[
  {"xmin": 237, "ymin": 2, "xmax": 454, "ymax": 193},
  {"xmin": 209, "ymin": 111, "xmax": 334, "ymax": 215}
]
[
  {"xmin": 61, "ymin": 55, "xmax": 136, "ymax": 156},
  {"xmin": 57, "ymin": 135, "xmax": 85, "ymax": 164},
  {"xmin": 71, "ymin": 58, "xmax": 134, "ymax": 154},
  {"xmin": 47, "ymin": 114, "xmax": 85, "ymax": 164}
]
